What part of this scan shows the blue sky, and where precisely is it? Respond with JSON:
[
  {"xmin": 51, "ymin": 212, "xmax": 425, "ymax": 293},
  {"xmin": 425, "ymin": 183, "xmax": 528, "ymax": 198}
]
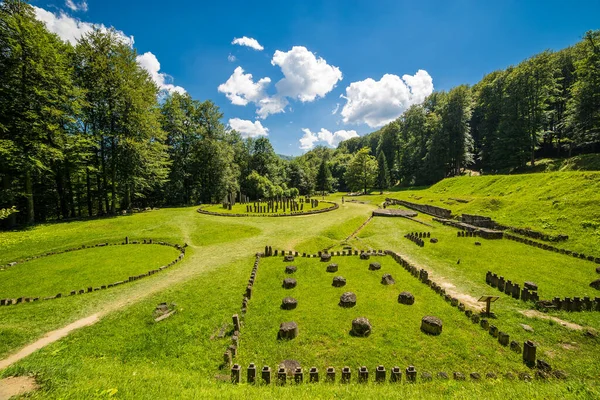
[{"xmin": 32, "ymin": 0, "xmax": 599, "ymax": 155}]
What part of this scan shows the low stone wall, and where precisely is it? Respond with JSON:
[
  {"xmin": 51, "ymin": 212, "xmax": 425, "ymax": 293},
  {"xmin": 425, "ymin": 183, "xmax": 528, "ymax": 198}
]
[
  {"xmin": 197, "ymin": 200, "xmax": 338, "ymax": 218},
  {"xmin": 0, "ymin": 238, "xmax": 186, "ymax": 307},
  {"xmin": 537, "ymin": 296, "xmax": 600, "ymax": 312},
  {"xmin": 372, "ymin": 209, "xmax": 418, "ymax": 218},
  {"xmin": 461, "ymin": 214, "xmax": 495, "ymax": 229},
  {"xmin": 385, "ymin": 199, "xmax": 452, "ymax": 219},
  {"xmin": 504, "ymin": 233, "xmax": 599, "ymax": 264},
  {"xmin": 498, "ymin": 225, "xmax": 569, "ymax": 243},
  {"xmin": 484, "ymin": 271, "xmax": 539, "ymax": 303},
  {"xmin": 222, "ymin": 253, "xmax": 262, "ymax": 367},
  {"xmin": 230, "ymin": 361, "xmax": 564, "ymax": 384},
  {"xmin": 434, "ymin": 218, "xmax": 504, "ymax": 239}
]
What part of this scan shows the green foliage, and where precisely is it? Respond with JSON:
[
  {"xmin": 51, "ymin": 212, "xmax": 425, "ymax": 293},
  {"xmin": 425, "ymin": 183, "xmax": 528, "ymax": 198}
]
[
  {"xmin": 315, "ymin": 158, "xmax": 333, "ymax": 195},
  {"xmin": 344, "ymin": 147, "xmax": 378, "ymax": 194},
  {"xmin": 376, "ymin": 151, "xmax": 390, "ymax": 189},
  {"xmin": 0, "ymin": 206, "xmax": 17, "ymax": 220}
]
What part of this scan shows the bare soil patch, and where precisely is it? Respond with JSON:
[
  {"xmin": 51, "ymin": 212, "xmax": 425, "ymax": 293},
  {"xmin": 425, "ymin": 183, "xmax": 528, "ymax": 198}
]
[{"xmin": 0, "ymin": 376, "xmax": 39, "ymax": 400}]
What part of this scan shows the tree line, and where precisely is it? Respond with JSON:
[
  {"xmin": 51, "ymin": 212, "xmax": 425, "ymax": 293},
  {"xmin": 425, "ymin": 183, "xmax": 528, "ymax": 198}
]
[
  {"xmin": 1, "ymin": 1, "xmax": 599, "ymax": 226},
  {"xmin": 323, "ymin": 30, "xmax": 600, "ymax": 187}
]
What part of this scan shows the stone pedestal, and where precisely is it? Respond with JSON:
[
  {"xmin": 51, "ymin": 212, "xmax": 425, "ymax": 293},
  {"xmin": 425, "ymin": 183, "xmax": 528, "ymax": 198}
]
[
  {"xmin": 421, "ymin": 316, "xmax": 443, "ymax": 335},
  {"xmin": 278, "ymin": 321, "xmax": 298, "ymax": 340}
]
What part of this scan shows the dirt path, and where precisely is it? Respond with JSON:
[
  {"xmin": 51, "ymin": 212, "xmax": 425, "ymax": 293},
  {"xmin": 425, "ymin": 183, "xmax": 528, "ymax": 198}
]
[
  {"xmin": 390, "ymin": 251, "xmax": 482, "ymax": 310},
  {"xmin": 520, "ymin": 309, "xmax": 584, "ymax": 331},
  {"xmin": 0, "ymin": 314, "xmax": 99, "ymax": 371},
  {"xmin": 0, "ymin": 376, "xmax": 39, "ymax": 400}
]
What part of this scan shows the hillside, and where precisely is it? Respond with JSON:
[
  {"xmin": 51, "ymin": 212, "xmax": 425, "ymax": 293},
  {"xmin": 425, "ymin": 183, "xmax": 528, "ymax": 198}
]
[{"xmin": 343, "ymin": 171, "xmax": 600, "ymax": 254}]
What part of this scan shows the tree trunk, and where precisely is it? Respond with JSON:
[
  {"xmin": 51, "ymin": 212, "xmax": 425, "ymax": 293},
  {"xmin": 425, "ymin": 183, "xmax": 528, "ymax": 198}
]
[
  {"xmin": 25, "ymin": 168, "xmax": 35, "ymax": 225},
  {"xmin": 110, "ymin": 137, "xmax": 117, "ymax": 215},
  {"xmin": 86, "ymin": 166, "xmax": 93, "ymax": 217},
  {"xmin": 55, "ymin": 164, "xmax": 68, "ymax": 219}
]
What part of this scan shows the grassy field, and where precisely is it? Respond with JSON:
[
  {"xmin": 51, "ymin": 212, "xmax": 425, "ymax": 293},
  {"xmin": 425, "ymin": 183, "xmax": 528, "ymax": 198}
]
[
  {"xmin": 0, "ymin": 244, "xmax": 179, "ymax": 299},
  {"xmin": 1, "ymin": 171, "xmax": 600, "ymax": 398},
  {"xmin": 239, "ymin": 255, "xmax": 524, "ymax": 373}
]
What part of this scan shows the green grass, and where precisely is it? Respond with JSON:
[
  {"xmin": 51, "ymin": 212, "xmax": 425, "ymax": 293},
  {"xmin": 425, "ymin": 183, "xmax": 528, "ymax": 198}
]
[
  {"xmin": 328, "ymin": 171, "xmax": 600, "ymax": 255},
  {"xmin": 239, "ymin": 255, "xmax": 523, "ymax": 373},
  {"xmin": 201, "ymin": 200, "xmax": 335, "ymax": 216},
  {"xmin": 0, "ymin": 244, "xmax": 179, "ymax": 299},
  {"xmin": 1, "ymin": 171, "xmax": 600, "ymax": 398}
]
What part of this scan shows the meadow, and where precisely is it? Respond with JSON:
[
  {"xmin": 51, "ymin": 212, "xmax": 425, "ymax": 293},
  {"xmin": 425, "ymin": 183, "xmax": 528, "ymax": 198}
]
[{"xmin": 1, "ymin": 172, "xmax": 600, "ymax": 399}]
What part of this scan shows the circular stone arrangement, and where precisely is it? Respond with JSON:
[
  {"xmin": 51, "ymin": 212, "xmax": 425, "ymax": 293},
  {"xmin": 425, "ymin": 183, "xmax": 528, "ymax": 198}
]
[
  {"xmin": 281, "ymin": 297, "xmax": 298, "ymax": 310},
  {"xmin": 0, "ymin": 239, "xmax": 185, "ymax": 306},
  {"xmin": 360, "ymin": 253, "xmax": 371, "ymax": 260},
  {"xmin": 351, "ymin": 317, "xmax": 372, "ymax": 337},
  {"xmin": 590, "ymin": 279, "xmax": 600, "ymax": 290},
  {"xmin": 332, "ymin": 276, "xmax": 346, "ymax": 287},
  {"xmin": 339, "ymin": 292, "xmax": 357, "ymax": 307},
  {"xmin": 369, "ymin": 262, "xmax": 381, "ymax": 271},
  {"xmin": 196, "ymin": 200, "xmax": 338, "ymax": 218},
  {"xmin": 282, "ymin": 278, "xmax": 297, "ymax": 289},
  {"xmin": 398, "ymin": 291, "xmax": 415, "ymax": 305},
  {"xmin": 421, "ymin": 316, "xmax": 443, "ymax": 335},
  {"xmin": 320, "ymin": 253, "xmax": 332, "ymax": 262},
  {"xmin": 285, "ymin": 265, "xmax": 297, "ymax": 274},
  {"xmin": 381, "ymin": 273, "xmax": 395, "ymax": 285},
  {"xmin": 284, "ymin": 255, "xmax": 295, "ymax": 262},
  {"xmin": 278, "ymin": 321, "xmax": 299, "ymax": 340},
  {"xmin": 326, "ymin": 263, "xmax": 338, "ymax": 272}
]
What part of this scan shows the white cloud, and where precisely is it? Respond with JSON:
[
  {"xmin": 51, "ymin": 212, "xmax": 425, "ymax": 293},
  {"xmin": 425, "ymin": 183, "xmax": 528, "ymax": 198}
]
[
  {"xmin": 228, "ymin": 118, "xmax": 269, "ymax": 138},
  {"xmin": 256, "ymin": 96, "xmax": 288, "ymax": 119},
  {"xmin": 271, "ymin": 46, "xmax": 342, "ymax": 102},
  {"xmin": 218, "ymin": 46, "xmax": 342, "ymax": 119},
  {"xmin": 34, "ymin": 7, "xmax": 134, "ymax": 46},
  {"xmin": 331, "ymin": 103, "xmax": 340, "ymax": 115},
  {"xmin": 217, "ymin": 67, "xmax": 286, "ymax": 119},
  {"xmin": 136, "ymin": 52, "xmax": 186, "ymax": 95},
  {"xmin": 228, "ymin": 54, "xmax": 237, "ymax": 62},
  {"xmin": 299, "ymin": 128, "xmax": 359, "ymax": 150},
  {"xmin": 65, "ymin": 0, "xmax": 88, "ymax": 12},
  {"xmin": 340, "ymin": 69, "xmax": 434, "ymax": 128},
  {"xmin": 217, "ymin": 67, "xmax": 271, "ymax": 106},
  {"xmin": 232, "ymin": 36, "xmax": 264, "ymax": 51}
]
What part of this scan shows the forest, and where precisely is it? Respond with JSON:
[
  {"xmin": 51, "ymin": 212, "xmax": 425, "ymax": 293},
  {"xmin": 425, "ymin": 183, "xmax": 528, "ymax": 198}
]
[{"xmin": 1, "ymin": 0, "xmax": 599, "ymax": 226}]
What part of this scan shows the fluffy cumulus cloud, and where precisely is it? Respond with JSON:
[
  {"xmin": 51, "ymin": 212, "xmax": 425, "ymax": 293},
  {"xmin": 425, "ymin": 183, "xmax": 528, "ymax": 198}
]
[
  {"xmin": 217, "ymin": 67, "xmax": 271, "ymax": 106},
  {"xmin": 65, "ymin": 0, "xmax": 88, "ymax": 12},
  {"xmin": 34, "ymin": 7, "xmax": 134, "ymax": 46},
  {"xmin": 232, "ymin": 36, "xmax": 264, "ymax": 51},
  {"xmin": 299, "ymin": 128, "xmax": 359, "ymax": 150},
  {"xmin": 218, "ymin": 46, "xmax": 342, "ymax": 119},
  {"xmin": 340, "ymin": 70, "xmax": 433, "ymax": 128},
  {"xmin": 217, "ymin": 67, "xmax": 287, "ymax": 118},
  {"xmin": 272, "ymin": 46, "xmax": 342, "ymax": 102},
  {"xmin": 228, "ymin": 118, "xmax": 269, "ymax": 138},
  {"xmin": 136, "ymin": 52, "xmax": 186, "ymax": 95}
]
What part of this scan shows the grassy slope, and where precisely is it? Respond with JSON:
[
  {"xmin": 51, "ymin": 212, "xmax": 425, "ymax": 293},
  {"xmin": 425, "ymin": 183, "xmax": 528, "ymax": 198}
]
[
  {"xmin": 1, "ymin": 171, "xmax": 600, "ymax": 398},
  {"xmin": 330, "ymin": 171, "xmax": 600, "ymax": 254}
]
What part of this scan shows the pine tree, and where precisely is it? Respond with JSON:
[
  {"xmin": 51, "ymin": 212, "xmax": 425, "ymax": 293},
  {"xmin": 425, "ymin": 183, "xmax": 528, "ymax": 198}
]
[
  {"xmin": 376, "ymin": 151, "xmax": 390, "ymax": 190},
  {"xmin": 316, "ymin": 159, "xmax": 332, "ymax": 195}
]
